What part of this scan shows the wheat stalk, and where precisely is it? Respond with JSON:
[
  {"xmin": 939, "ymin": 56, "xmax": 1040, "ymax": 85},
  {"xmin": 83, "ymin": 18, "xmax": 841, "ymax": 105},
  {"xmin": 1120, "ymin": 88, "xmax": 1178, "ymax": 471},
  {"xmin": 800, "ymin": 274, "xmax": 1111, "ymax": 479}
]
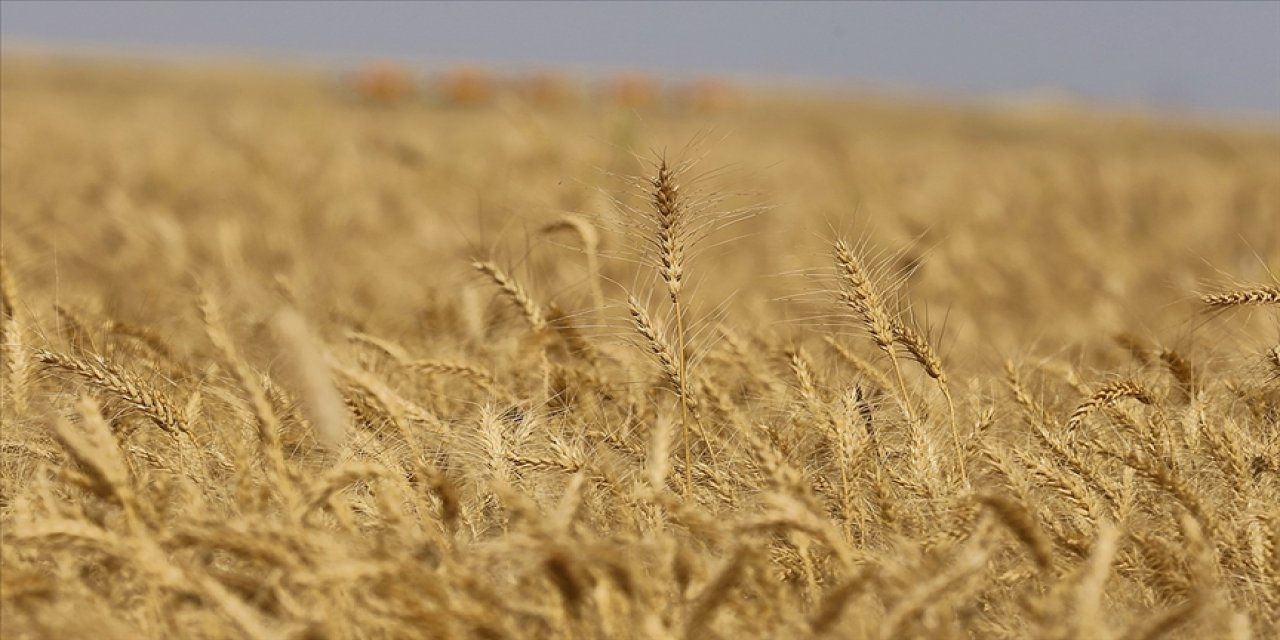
[
  {"xmin": 197, "ymin": 291, "xmax": 300, "ymax": 514},
  {"xmin": 893, "ymin": 316, "xmax": 966, "ymax": 483}
]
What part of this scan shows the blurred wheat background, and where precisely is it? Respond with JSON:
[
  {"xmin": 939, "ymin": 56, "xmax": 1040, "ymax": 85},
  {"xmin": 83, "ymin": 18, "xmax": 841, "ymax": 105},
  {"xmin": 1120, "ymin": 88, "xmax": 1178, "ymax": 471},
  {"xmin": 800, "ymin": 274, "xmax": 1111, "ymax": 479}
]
[{"xmin": 1, "ymin": 53, "xmax": 1278, "ymax": 639}]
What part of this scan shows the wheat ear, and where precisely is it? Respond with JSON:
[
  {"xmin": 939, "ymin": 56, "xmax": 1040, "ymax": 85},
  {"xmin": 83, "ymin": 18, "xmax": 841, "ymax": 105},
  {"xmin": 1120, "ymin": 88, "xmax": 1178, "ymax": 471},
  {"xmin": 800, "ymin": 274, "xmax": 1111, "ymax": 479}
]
[
  {"xmin": 628, "ymin": 294, "xmax": 713, "ymax": 495},
  {"xmin": 36, "ymin": 349, "xmax": 187, "ymax": 435},
  {"xmin": 472, "ymin": 260, "xmax": 547, "ymax": 331},
  {"xmin": 638, "ymin": 158, "xmax": 722, "ymax": 495},
  {"xmin": 833, "ymin": 239, "xmax": 916, "ymax": 426},
  {"xmin": 1200, "ymin": 285, "xmax": 1280, "ymax": 307},
  {"xmin": 1066, "ymin": 380, "xmax": 1154, "ymax": 432}
]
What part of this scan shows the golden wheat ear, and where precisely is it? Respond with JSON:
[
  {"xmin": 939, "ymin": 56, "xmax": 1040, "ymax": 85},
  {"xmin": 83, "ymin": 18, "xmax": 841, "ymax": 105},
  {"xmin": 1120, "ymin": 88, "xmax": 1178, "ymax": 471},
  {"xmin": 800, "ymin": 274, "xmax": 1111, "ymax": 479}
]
[
  {"xmin": 35, "ymin": 349, "xmax": 188, "ymax": 436},
  {"xmin": 472, "ymin": 260, "xmax": 548, "ymax": 332},
  {"xmin": 1200, "ymin": 285, "xmax": 1280, "ymax": 307}
]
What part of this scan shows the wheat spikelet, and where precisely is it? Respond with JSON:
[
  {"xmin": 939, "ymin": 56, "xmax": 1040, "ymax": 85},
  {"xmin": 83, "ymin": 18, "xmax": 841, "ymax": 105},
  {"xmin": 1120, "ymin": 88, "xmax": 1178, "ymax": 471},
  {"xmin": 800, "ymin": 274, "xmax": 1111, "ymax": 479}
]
[
  {"xmin": 627, "ymin": 293, "xmax": 718, "ymax": 494},
  {"xmin": 331, "ymin": 360, "xmax": 430, "ymax": 456},
  {"xmin": 473, "ymin": 260, "xmax": 547, "ymax": 331},
  {"xmin": 649, "ymin": 158, "xmax": 688, "ymax": 303},
  {"xmin": 35, "ymin": 349, "xmax": 187, "ymax": 435},
  {"xmin": 408, "ymin": 359, "xmax": 505, "ymax": 398},
  {"xmin": 627, "ymin": 295, "xmax": 681, "ymax": 387},
  {"xmin": 833, "ymin": 240, "xmax": 896, "ymax": 354},
  {"xmin": 786, "ymin": 347, "xmax": 822, "ymax": 407},
  {"xmin": 626, "ymin": 158, "xmax": 726, "ymax": 495},
  {"xmin": 104, "ymin": 318, "xmax": 174, "ymax": 361},
  {"xmin": 1201, "ymin": 285, "xmax": 1280, "ymax": 307},
  {"xmin": 892, "ymin": 318, "xmax": 946, "ymax": 385},
  {"xmin": 832, "ymin": 238, "xmax": 926, "ymax": 439},
  {"xmin": 1066, "ymin": 380, "xmax": 1154, "ymax": 432},
  {"xmin": 507, "ymin": 454, "xmax": 582, "ymax": 475}
]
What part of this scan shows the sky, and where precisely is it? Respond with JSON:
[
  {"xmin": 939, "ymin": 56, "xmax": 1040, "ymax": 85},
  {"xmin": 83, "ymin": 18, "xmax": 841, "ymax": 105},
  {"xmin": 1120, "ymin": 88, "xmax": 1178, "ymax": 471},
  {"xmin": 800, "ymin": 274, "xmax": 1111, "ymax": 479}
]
[{"xmin": 2, "ymin": 1, "xmax": 1278, "ymax": 115}]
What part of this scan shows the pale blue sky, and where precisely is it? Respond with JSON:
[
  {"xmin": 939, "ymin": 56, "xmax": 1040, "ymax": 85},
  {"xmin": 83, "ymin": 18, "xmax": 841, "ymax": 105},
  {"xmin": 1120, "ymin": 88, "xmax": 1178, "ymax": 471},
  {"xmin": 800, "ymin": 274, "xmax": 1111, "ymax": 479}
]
[{"xmin": 2, "ymin": 1, "xmax": 1278, "ymax": 114}]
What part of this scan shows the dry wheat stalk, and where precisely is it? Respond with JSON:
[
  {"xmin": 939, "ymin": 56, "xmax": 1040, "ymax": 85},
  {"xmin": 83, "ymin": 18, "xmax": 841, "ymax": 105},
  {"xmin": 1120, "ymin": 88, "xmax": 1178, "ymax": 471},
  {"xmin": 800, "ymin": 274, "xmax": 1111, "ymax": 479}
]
[
  {"xmin": 628, "ymin": 158, "xmax": 723, "ymax": 496},
  {"xmin": 197, "ymin": 292, "xmax": 300, "ymax": 514},
  {"xmin": 892, "ymin": 316, "xmax": 966, "ymax": 482}
]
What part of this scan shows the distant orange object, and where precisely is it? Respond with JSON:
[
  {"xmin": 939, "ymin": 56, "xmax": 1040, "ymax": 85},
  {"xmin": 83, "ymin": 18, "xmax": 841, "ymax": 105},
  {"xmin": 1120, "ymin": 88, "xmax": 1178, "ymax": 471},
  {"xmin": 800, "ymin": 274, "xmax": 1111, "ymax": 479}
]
[
  {"xmin": 685, "ymin": 78, "xmax": 737, "ymax": 114},
  {"xmin": 353, "ymin": 62, "xmax": 413, "ymax": 103},
  {"xmin": 523, "ymin": 71, "xmax": 576, "ymax": 108},
  {"xmin": 607, "ymin": 73, "xmax": 659, "ymax": 110},
  {"xmin": 438, "ymin": 65, "xmax": 495, "ymax": 106}
]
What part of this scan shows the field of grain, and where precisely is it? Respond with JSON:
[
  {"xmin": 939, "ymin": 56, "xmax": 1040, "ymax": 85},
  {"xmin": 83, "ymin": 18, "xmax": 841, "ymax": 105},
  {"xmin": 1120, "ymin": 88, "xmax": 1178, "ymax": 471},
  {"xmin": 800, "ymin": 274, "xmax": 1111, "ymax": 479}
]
[{"xmin": 1, "ymin": 56, "xmax": 1278, "ymax": 639}]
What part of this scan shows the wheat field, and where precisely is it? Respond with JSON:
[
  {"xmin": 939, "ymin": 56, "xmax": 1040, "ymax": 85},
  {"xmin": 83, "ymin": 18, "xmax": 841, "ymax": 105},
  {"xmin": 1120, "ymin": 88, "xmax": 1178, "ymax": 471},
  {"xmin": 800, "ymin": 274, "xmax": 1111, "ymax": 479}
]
[{"xmin": 1, "ymin": 56, "xmax": 1278, "ymax": 639}]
